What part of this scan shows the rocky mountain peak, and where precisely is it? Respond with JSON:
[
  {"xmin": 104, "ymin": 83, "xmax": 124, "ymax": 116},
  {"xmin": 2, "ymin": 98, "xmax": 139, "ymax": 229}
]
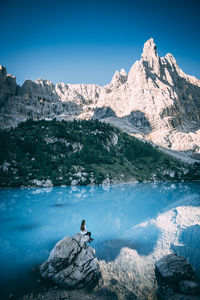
[
  {"xmin": 141, "ymin": 38, "xmax": 158, "ymax": 60},
  {"xmin": 35, "ymin": 78, "xmax": 43, "ymax": 83},
  {"xmin": 141, "ymin": 38, "xmax": 161, "ymax": 76},
  {"xmin": 164, "ymin": 53, "xmax": 180, "ymax": 74},
  {"xmin": 142, "ymin": 38, "xmax": 157, "ymax": 56},
  {"xmin": 0, "ymin": 65, "xmax": 17, "ymax": 106},
  {"xmin": 0, "ymin": 65, "xmax": 17, "ymax": 82},
  {"xmin": 109, "ymin": 68, "xmax": 128, "ymax": 87},
  {"xmin": 165, "ymin": 53, "xmax": 177, "ymax": 65},
  {"xmin": 0, "ymin": 39, "xmax": 200, "ymax": 161},
  {"xmin": 0, "ymin": 65, "xmax": 7, "ymax": 78},
  {"xmin": 120, "ymin": 68, "xmax": 127, "ymax": 76}
]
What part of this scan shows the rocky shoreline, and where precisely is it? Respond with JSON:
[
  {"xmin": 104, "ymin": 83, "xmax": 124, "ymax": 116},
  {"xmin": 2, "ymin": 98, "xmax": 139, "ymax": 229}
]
[{"xmin": 19, "ymin": 234, "xmax": 200, "ymax": 300}]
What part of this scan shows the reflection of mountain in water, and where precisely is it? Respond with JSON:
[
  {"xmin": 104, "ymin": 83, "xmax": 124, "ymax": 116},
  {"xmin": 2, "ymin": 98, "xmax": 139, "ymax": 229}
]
[
  {"xmin": 96, "ymin": 199, "xmax": 200, "ymax": 299},
  {"xmin": 171, "ymin": 224, "xmax": 200, "ymax": 280},
  {"xmin": 0, "ymin": 183, "xmax": 200, "ymax": 299},
  {"xmin": 96, "ymin": 224, "xmax": 160, "ymax": 262}
]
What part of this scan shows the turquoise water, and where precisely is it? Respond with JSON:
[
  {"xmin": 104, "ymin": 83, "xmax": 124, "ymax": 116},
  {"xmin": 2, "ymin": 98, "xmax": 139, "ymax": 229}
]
[{"xmin": 0, "ymin": 182, "xmax": 200, "ymax": 299}]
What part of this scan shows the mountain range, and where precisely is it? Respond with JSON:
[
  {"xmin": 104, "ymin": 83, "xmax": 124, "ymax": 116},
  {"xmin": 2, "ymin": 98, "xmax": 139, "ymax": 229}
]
[{"xmin": 0, "ymin": 38, "xmax": 200, "ymax": 162}]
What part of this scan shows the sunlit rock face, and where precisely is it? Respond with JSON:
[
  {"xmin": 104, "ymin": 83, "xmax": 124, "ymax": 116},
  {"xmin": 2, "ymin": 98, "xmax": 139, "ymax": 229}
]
[{"xmin": 0, "ymin": 38, "xmax": 200, "ymax": 159}]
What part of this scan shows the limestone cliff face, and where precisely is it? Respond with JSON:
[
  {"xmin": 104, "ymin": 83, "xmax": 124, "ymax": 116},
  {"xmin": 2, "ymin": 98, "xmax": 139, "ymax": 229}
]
[{"xmin": 0, "ymin": 38, "xmax": 200, "ymax": 159}]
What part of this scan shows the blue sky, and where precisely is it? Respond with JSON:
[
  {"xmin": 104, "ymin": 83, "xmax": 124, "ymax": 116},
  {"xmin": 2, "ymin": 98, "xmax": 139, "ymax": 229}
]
[{"xmin": 0, "ymin": 0, "xmax": 199, "ymax": 86}]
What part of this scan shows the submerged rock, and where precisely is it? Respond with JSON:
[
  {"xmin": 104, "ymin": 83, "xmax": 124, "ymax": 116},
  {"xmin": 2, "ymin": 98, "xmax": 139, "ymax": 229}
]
[{"xmin": 40, "ymin": 233, "xmax": 100, "ymax": 289}]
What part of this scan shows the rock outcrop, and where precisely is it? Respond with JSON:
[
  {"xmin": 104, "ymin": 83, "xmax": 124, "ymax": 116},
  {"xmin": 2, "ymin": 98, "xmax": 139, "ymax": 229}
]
[
  {"xmin": 0, "ymin": 65, "xmax": 18, "ymax": 108},
  {"xmin": 40, "ymin": 234, "xmax": 100, "ymax": 289},
  {"xmin": 0, "ymin": 38, "xmax": 200, "ymax": 161},
  {"xmin": 155, "ymin": 253, "xmax": 200, "ymax": 299}
]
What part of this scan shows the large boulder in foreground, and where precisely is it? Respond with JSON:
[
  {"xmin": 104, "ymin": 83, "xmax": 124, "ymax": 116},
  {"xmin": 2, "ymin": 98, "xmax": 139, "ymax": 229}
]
[
  {"xmin": 40, "ymin": 234, "xmax": 100, "ymax": 289},
  {"xmin": 155, "ymin": 253, "xmax": 195, "ymax": 284},
  {"xmin": 155, "ymin": 253, "xmax": 200, "ymax": 299}
]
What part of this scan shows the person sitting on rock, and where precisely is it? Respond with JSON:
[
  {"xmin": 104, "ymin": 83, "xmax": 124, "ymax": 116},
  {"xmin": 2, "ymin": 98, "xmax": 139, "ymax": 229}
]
[{"xmin": 80, "ymin": 219, "xmax": 94, "ymax": 243}]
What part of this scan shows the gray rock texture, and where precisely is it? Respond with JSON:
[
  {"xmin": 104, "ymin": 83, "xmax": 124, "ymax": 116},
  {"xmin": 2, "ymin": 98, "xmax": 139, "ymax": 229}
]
[
  {"xmin": 40, "ymin": 233, "xmax": 100, "ymax": 289},
  {"xmin": 0, "ymin": 65, "xmax": 18, "ymax": 108},
  {"xmin": 0, "ymin": 38, "xmax": 200, "ymax": 162},
  {"xmin": 179, "ymin": 280, "xmax": 200, "ymax": 296},
  {"xmin": 155, "ymin": 253, "xmax": 200, "ymax": 299},
  {"xmin": 155, "ymin": 253, "xmax": 195, "ymax": 284}
]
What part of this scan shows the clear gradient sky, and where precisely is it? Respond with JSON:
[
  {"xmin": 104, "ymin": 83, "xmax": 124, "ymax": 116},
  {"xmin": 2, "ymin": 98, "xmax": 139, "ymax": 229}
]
[{"xmin": 0, "ymin": 0, "xmax": 199, "ymax": 86}]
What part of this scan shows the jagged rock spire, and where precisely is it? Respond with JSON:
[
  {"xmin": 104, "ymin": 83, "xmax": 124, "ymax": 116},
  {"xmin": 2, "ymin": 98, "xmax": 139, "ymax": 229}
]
[
  {"xmin": 0, "ymin": 65, "xmax": 17, "ymax": 104},
  {"xmin": 141, "ymin": 38, "xmax": 158, "ymax": 59},
  {"xmin": 1, "ymin": 39, "xmax": 200, "ymax": 159},
  {"xmin": 141, "ymin": 38, "xmax": 161, "ymax": 76},
  {"xmin": 0, "ymin": 65, "xmax": 7, "ymax": 79},
  {"xmin": 109, "ymin": 68, "xmax": 127, "ymax": 86},
  {"xmin": 120, "ymin": 68, "xmax": 127, "ymax": 77}
]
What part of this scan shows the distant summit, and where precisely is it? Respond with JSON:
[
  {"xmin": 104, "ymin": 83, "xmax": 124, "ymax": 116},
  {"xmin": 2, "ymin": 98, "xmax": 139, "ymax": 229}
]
[{"xmin": 0, "ymin": 38, "xmax": 200, "ymax": 161}]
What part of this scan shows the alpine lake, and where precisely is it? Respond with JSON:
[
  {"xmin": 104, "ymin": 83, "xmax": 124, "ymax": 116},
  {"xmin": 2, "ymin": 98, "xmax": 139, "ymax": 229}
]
[{"xmin": 0, "ymin": 182, "xmax": 200, "ymax": 299}]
